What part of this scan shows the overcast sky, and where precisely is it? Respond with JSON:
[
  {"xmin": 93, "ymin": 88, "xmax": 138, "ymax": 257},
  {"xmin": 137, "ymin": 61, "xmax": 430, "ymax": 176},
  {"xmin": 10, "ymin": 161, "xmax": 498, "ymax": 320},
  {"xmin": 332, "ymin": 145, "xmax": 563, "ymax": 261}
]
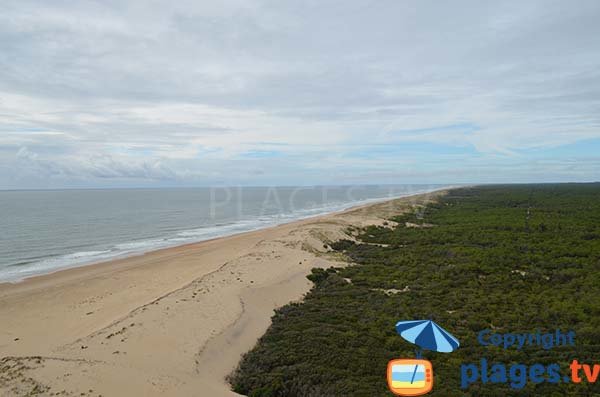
[{"xmin": 1, "ymin": 0, "xmax": 599, "ymax": 188}]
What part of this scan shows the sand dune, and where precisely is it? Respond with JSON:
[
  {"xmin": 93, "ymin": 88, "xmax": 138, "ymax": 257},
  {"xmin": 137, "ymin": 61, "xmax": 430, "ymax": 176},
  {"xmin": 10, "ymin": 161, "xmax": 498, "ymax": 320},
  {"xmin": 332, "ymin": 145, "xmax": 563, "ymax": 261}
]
[{"xmin": 0, "ymin": 191, "xmax": 442, "ymax": 396}]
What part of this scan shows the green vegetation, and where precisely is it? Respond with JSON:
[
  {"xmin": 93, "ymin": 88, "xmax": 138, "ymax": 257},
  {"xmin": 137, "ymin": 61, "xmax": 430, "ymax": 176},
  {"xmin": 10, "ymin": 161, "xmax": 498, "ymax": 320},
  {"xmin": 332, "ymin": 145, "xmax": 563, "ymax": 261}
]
[{"xmin": 229, "ymin": 184, "xmax": 600, "ymax": 396}]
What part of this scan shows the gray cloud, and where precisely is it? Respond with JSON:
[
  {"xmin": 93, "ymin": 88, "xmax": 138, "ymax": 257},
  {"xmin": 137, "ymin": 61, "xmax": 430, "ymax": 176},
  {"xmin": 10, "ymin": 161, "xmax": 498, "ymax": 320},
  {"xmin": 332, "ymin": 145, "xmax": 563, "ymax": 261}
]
[{"xmin": 1, "ymin": 0, "xmax": 599, "ymax": 188}]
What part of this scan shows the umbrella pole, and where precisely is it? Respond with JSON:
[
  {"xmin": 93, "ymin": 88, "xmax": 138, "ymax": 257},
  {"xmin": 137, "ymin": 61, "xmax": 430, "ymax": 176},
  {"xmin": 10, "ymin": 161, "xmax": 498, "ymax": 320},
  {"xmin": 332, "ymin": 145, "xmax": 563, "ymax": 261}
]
[
  {"xmin": 410, "ymin": 363, "xmax": 419, "ymax": 384},
  {"xmin": 411, "ymin": 348, "xmax": 423, "ymax": 384}
]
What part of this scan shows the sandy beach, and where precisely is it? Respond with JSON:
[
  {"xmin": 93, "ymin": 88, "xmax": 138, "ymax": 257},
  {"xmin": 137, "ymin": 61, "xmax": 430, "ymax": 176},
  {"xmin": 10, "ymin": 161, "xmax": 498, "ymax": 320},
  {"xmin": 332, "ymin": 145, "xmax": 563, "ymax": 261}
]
[{"xmin": 0, "ymin": 191, "xmax": 442, "ymax": 397}]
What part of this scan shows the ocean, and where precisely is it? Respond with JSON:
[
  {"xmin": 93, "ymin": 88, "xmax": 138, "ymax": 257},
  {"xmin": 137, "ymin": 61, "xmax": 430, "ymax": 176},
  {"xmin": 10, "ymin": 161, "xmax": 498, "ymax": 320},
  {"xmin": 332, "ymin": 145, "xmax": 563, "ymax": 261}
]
[{"xmin": 0, "ymin": 185, "xmax": 445, "ymax": 282}]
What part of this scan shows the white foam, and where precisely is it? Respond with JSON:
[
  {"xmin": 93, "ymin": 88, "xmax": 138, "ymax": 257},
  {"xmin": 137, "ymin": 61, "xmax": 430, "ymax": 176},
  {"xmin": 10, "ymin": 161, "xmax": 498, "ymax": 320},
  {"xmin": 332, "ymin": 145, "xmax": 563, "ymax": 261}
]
[
  {"xmin": 0, "ymin": 250, "xmax": 121, "ymax": 282},
  {"xmin": 63, "ymin": 250, "xmax": 112, "ymax": 259}
]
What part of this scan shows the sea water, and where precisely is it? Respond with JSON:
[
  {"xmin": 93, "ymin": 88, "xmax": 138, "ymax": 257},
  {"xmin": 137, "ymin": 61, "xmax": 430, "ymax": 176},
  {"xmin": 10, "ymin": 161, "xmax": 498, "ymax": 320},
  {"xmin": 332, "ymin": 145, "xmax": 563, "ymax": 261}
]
[{"xmin": 0, "ymin": 185, "xmax": 445, "ymax": 282}]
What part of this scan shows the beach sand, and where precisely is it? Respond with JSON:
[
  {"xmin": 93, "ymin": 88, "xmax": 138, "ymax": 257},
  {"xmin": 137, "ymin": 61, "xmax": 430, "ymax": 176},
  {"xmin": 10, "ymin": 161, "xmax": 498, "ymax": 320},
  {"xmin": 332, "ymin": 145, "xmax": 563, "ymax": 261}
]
[{"xmin": 0, "ymin": 191, "xmax": 443, "ymax": 396}]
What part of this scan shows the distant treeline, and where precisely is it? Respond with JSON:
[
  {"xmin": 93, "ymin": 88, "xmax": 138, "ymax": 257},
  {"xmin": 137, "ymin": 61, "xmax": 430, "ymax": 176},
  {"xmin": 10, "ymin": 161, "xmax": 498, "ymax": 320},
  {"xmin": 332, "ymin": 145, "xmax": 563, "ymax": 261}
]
[{"xmin": 229, "ymin": 184, "xmax": 600, "ymax": 396}]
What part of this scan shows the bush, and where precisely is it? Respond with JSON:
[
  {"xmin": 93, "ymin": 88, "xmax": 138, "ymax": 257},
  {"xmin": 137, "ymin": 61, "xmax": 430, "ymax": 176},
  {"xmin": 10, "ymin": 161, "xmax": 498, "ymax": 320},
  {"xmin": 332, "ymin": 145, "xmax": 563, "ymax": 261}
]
[{"xmin": 230, "ymin": 184, "xmax": 600, "ymax": 396}]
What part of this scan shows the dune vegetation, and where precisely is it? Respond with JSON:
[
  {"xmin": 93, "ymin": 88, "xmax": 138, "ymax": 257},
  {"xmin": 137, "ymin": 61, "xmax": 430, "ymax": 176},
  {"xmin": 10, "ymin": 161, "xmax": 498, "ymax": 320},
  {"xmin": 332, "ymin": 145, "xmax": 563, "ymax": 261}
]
[{"xmin": 230, "ymin": 184, "xmax": 600, "ymax": 396}]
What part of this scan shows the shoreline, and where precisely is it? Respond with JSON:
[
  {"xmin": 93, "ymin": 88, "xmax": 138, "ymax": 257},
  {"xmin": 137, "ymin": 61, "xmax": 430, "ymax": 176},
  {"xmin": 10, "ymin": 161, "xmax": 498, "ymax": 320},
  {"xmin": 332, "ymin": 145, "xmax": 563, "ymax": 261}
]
[
  {"xmin": 0, "ymin": 189, "xmax": 447, "ymax": 396},
  {"xmin": 0, "ymin": 187, "xmax": 449, "ymax": 286}
]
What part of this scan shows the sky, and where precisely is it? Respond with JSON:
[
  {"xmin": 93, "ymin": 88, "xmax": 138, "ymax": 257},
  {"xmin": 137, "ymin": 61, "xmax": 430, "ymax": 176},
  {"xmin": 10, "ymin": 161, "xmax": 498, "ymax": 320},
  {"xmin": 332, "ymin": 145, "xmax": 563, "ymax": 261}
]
[{"xmin": 1, "ymin": 0, "xmax": 599, "ymax": 189}]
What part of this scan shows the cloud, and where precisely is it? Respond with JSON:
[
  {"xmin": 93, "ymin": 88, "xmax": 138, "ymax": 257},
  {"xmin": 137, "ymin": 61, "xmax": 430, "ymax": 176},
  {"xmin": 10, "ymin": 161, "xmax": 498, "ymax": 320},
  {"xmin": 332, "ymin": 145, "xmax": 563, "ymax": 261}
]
[
  {"xmin": 0, "ymin": 0, "xmax": 599, "ymax": 188},
  {"xmin": 13, "ymin": 147, "xmax": 180, "ymax": 181}
]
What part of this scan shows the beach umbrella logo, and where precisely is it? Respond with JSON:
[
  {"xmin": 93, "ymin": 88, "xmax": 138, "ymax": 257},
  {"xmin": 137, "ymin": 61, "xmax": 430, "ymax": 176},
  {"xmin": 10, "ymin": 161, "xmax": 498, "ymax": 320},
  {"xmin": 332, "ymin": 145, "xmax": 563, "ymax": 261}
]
[{"xmin": 387, "ymin": 320, "xmax": 460, "ymax": 396}]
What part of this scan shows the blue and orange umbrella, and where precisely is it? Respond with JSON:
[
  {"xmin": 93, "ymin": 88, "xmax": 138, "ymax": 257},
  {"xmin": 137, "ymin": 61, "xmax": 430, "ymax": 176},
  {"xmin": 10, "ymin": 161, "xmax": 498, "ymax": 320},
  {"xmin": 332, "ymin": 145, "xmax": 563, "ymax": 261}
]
[
  {"xmin": 387, "ymin": 320, "xmax": 459, "ymax": 394},
  {"xmin": 393, "ymin": 319, "xmax": 460, "ymax": 388}
]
